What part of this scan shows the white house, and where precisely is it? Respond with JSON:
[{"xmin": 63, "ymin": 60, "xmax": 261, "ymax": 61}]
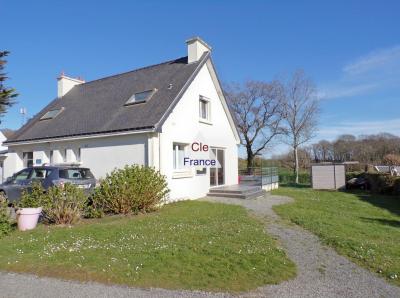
[{"xmin": 3, "ymin": 37, "xmax": 240, "ymax": 200}]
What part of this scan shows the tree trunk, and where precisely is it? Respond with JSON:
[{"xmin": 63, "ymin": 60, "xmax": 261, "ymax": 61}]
[
  {"xmin": 246, "ymin": 146, "xmax": 254, "ymax": 175},
  {"xmin": 294, "ymin": 146, "xmax": 299, "ymax": 184}
]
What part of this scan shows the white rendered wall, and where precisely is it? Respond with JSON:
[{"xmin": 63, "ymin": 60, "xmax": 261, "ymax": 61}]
[
  {"xmin": 0, "ymin": 132, "xmax": 7, "ymax": 151},
  {"xmin": 4, "ymin": 133, "xmax": 148, "ymax": 179},
  {"xmin": 81, "ymin": 134, "xmax": 147, "ymax": 178},
  {"xmin": 3, "ymin": 151, "xmax": 23, "ymax": 178},
  {"xmin": 156, "ymin": 63, "xmax": 239, "ymax": 201},
  {"xmin": 187, "ymin": 39, "xmax": 210, "ymax": 63},
  {"xmin": 57, "ymin": 76, "xmax": 84, "ymax": 97}
]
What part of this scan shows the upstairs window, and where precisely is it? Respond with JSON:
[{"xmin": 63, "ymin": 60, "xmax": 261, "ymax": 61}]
[
  {"xmin": 40, "ymin": 107, "xmax": 64, "ymax": 120},
  {"xmin": 199, "ymin": 96, "xmax": 211, "ymax": 122},
  {"xmin": 125, "ymin": 89, "xmax": 157, "ymax": 105}
]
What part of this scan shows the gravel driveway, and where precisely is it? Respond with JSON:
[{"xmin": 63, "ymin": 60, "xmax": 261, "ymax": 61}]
[
  {"xmin": 1, "ymin": 194, "xmax": 399, "ymax": 298},
  {"xmin": 203, "ymin": 195, "xmax": 400, "ymax": 298}
]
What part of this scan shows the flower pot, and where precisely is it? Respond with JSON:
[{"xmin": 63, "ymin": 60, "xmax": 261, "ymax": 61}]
[{"xmin": 17, "ymin": 207, "xmax": 42, "ymax": 231}]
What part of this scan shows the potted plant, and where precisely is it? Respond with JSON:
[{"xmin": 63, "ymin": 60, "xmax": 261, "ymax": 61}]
[{"xmin": 16, "ymin": 182, "xmax": 46, "ymax": 231}]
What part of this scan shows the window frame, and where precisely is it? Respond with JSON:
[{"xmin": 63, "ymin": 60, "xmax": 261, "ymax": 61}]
[
  {"xmin": 40, "ymin": 107, "xmax": 64, "ymax": 120},
  {"xmin": 22, "ymin": 152, "xmax": 33, "ymax": 168},
  {"xmin": 172, "ymin": 142, "xmax": 192, "ymax": 178},
  {"xmin": 125, "ymin": 88, "xmax": 157, "ymax": 105},
  {"xmin": 199, "ymin": 96, "xmax": 211, "ymax": 123},
  {"xmin": 173, "ymin": 143, "xmax": 186, "ymax": 171}
]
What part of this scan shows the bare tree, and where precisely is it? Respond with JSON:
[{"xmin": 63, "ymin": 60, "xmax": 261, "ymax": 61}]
[
  {"xmin": 226, "ymin": 80, "xmax": 284, "ymax": 172},
  {"xmin": 281, "ymin": 70, "xmax": 320, "ymax": 183},
  {"xmin": 312, "ymin": 139, "xmax": 332, "ymax": 162}
]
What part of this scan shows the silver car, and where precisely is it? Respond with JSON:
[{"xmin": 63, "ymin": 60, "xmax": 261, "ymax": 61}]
[{"xmin": 0, "ymin": 166, "xmax": 96, "ymax": 204}]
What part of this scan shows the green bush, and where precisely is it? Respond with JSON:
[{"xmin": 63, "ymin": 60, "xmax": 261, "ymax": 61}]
[
  {"xmin": 345, "ymin": 171, "xmax": 363, "ymax": 181},
  {"xmin": 19, "ymin": 182, "xmax": 86, "ymax": 225},
  {"xmin": 345, "ymin": 172, "xmax": 400, "ymax": 195},
  {"xmin": 279, "ymin": 172, "xmax": 310, "ymax": 185},
  {"xmin": 92, "ymin": 165, "xmax": 169, "ymax": 215},
  {"xmin": 18, "ymin": 182, "xmax": 49, "ymax": 208},
  {"xmin": 83, "ymin": 204, "xmax": 104, "ymax": 219},
  {"xmin": 0, "ymin": 194, "xmax": 12, "ymax": 238},
  {"xmin": 44, "ymin": 184, "xmax": 86, "ymax": 225},
  {"xmin": 364, "ymin": 173, "xmax": 400, "ymax": 195}
]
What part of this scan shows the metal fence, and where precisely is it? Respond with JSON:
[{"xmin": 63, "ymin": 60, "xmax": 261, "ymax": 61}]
[{"xmin": 239, "ymin": 167, "xmax": 279, "ymax": 187}]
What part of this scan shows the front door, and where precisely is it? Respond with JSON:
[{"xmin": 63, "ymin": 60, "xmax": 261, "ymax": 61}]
[{"xmin": 210, "ymin": 148, "xmax": 225, "ymax": 187}]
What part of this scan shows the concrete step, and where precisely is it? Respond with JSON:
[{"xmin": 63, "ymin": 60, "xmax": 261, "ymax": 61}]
[
  {"xmin": 206, "ymin": 189, "xmax": 265, "ymax": 199},
  {"xmin": 208, "ymin": 187, "xmax": 261, "ymax": 194}
]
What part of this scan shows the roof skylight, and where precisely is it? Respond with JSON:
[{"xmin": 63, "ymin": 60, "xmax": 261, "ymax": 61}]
[
  {"xmin": 125, "ymin": 89, "xmax": 157, "ymax": 105},
  {"xmin": 40, "ymin": 107, "xmax": 64, "ymax": 120}
]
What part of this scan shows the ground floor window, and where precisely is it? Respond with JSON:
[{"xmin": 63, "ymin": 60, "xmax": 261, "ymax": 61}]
[
  {"xmin": 23, "ymin": 152, "xmax": 33, "ymax": 167},
  {"xmin": 173, "ymin": 143, "xmax": 186, "ymax": 170},
  {"xmin": 210, "ymin": 148, "xmax": 225, "ymax": 186}
]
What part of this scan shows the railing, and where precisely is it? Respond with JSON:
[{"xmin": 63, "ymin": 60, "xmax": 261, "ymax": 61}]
[{"xmin": 239, "ymin": 167, "xmax": 279, "ymax": 186}]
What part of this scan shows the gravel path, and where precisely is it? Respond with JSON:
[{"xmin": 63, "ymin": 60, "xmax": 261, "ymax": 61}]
[
  {"xmin": 1, "ymin": 194, "xmax": 399, "ymax": 298},
  {"xmin": 0, "ymin": 271, "xmax": 230, "ymax": 298},
  {"xmin": 203, "ymin": 195, "xmax": 400, "ymax": 298}
]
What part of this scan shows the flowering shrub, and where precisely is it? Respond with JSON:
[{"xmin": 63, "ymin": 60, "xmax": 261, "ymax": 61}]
[
  {"xmin": 19, "ymin": 182, "xmax": 86, "ymax": 225},
  {"xmin": 92, "ymin": 165, "xmax": 169, "ymax": 215},
  {"xmin": 44, "ymin": 183, "xmax": 86, "ymax": 225}
]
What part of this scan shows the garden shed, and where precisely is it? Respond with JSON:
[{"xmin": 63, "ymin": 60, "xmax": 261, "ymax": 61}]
[{"xmin": 311, "ymin": 163, "xmax": 346, "ymax": 190}]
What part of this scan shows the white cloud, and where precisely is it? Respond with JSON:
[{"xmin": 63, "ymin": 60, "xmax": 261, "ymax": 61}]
[
  {"xmin": 343, "ymin": 45, "xmax": 400, "ymax": 76},
  {"xmin": 320, "ymin": 82, "xmax": 378, "ymax": 99},
  {"xmin": 320, "ymin": 45, "xmax": 400, "ymax": 100}
]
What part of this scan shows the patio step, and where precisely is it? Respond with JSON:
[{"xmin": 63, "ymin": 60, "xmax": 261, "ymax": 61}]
[
  {"xmin": 208, "ymin": 186, "xmax": 261, "ymax": 194},
  {"xmin": 207, "ymin": 186, "xmax": 265, "ymax": 199}
]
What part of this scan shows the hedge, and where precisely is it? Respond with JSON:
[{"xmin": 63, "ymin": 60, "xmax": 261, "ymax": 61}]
[
  {"xmin": 279, "ymin": 172, "xmax": 311, "ymax": 185},
  {"xmin": 346, "ymin": 171, "xmax": 400, "ymax": 196}
]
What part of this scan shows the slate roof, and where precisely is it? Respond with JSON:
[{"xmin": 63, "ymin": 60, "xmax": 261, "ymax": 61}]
[
  {"xmin": 6, "ymin": 54, "xmax": 208, "ymax": 144},
  {"xmin": 0, "ymin": 129, "xmax": 15, "ymax": 139}
]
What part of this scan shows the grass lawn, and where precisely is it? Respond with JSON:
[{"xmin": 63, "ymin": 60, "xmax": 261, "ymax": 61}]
[
  {"xmin": 272, "ymin": 187, "xmax": 400, "ymax": 285},
  {"xmin": 0, "ymin": 201, "xmax": 295, "ymax": 292}
]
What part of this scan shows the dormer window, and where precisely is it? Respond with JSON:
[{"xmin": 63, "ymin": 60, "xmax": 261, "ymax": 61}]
[
  {"xmin": 125, "ymin": 89, "xmax": 157, "ymax": 105},
  {"xmin": 40, "ymin": 107, "xmax": 64, "ymax": 120}
]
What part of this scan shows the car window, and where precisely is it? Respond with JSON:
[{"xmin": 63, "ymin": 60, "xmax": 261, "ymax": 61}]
[
  {"xmin": 59, "ymin": 168, "xmax": 94, "ymax": 180},
  {"xmin": 31, "ymin": 168, "xmax": 52, "ymax": 179},
  {"xmin": 14, "ymin": 169, "xmax": 31, "ymax": 181}
]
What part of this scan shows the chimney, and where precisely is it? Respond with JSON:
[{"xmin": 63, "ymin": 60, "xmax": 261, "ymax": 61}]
[
  {"xmin": 186, "ymin": 37, "xmax": 212, "ymax": 64},
  {"xmin": 57, "ymin": 73, "xmax": 85, "ymax": 97}
]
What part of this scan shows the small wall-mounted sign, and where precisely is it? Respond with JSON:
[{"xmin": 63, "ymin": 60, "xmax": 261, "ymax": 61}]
[{"xmin": 35, "ymin": 159, "xmax": 42, "ymax": 165}]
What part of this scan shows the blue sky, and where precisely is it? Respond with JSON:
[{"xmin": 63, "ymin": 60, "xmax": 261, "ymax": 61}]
[{"xmin": 2, "ymin": 1, "xmax": 400, "ymax": 155}]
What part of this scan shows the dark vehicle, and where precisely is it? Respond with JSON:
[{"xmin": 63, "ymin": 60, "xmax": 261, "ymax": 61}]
[
  {"xmin": 346, "ymin": 177, "xmax": 369, "ymax": 190},
  {"xmin": 0, "ymin": 166, "xmax": 96, "ymax": 204}
]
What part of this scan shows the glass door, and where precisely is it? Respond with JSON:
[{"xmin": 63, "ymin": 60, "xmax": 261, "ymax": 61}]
[{"xmin": 210, "ymin": 148, "xmax": 225, "ymax": 186}]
